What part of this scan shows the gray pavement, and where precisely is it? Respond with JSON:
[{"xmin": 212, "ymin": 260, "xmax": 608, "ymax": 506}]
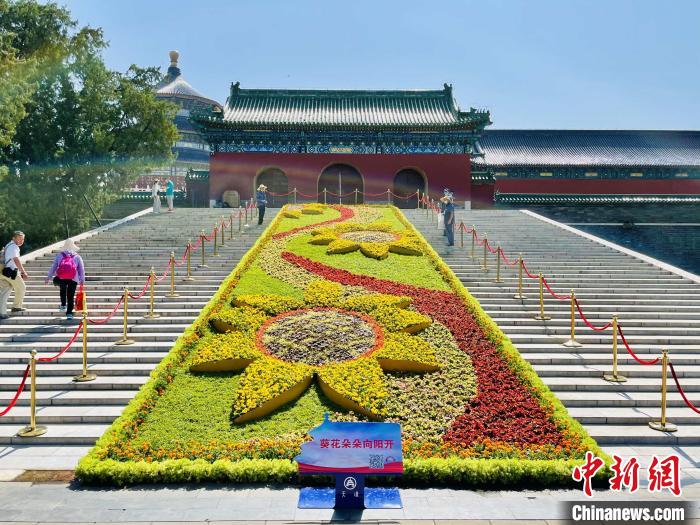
[{"xmin": 0, "ymin": 482, "xmax": 698, "ymax": 522}]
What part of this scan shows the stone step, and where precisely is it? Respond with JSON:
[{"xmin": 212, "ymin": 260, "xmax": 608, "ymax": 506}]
[
  {"xmin": 532, "ymin": 364, "xmax": 700, "ymax": 378},
  {"xmin": 0, "ymin": 351, "xmax": 167, "ymax": 364},
  {"xmin": 0, "ymin": 405, "xmax": 123, "ymax": 424},
  {"xmin": 543, "ymin": 376, "xmax": 700, "ymax": 392},
  {"xmin": 0, "ymin": 424, "xmax": 110, "ymax": 445},
  {"xmin": 555, "ymin": 391, "xmax": 700, "ymax": 408},
  {"xmin": 568, "ymin": 406, "xmax": 700, "ymax": 425},
  {"xmin": 0, "ymin": 375, "xmax": 148, "ymax": 391},
  {"xmin": 0, "ymin": 389, "xmax": 136, "ymax": 406},
  {"xmin": 0, "ymin": 363, "xmax": 157, "ymax": 377},
  {"xmin": 585, "ymin": 424, "xmax": 700, "ymax": 445},
  {"xmin": 521, "ymin": 353, "xmax": 700, "ymax": 365}
]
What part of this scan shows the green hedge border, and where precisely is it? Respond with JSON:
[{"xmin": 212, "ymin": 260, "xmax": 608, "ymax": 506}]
[{"xmin": 76, "ymin": 205, "xmax": 609, "ymax": 487}]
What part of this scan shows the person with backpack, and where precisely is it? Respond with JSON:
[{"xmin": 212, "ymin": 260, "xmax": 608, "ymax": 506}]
[
  {"xmin": 1, "ymin": 231, "xmax": 29, "ymax": 313},
  {"xmin": 45, "ymin": 238, "xmax": 85, "ymax": 320}
]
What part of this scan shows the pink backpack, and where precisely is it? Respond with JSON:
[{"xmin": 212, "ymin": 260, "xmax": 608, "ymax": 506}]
[{"xmin": 56, "ymin": 253, "xmax": 77, "ymax": 280}]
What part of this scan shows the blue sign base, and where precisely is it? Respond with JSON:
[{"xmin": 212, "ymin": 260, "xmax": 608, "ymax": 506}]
[{"xmin": 298, "ymin": 487, "xmax": 402, "ymax": 509}]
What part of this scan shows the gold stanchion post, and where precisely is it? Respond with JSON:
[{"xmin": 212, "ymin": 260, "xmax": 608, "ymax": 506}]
[
  {"xmin": 494, "ymin": 246, "xmax": 503, "ymax": 283},
  {"xmin": 470, "ymin": 227, "xmax": 476, "ymax": 259},
  {"xmin": 17, "ymin": 350, "xmax": 47, "ymax": 437},
  {"xmin": 482, "ymin": 236, "xmax": 489, "ymax": 272},
  {"xmin": 213, "ymin": 225, "xmax": 219, "ymax": 257},
  {"xmin": 649, "ymin": 350, "xmax": 677, "ymax": 432},
  {"xmin": 115, "ymin": 288, "xmax": 135, "ymax": 345},
  {"xmin": 416, "ymin": 189, "xmax": 420, "ymax": 210},
  {"xmin": 603, "ymin": 315, "xmax": 626, "ymax": 382},
  {"xmin": 355, "ymin": 188, "xmax": 358, "ymax": 205},
  {"xmin": 387, "ymin": 188, "xmax": 391, "ymax": 205},
  {"xmin": 167, "ymin": 251, "xmax": 179, "ymax": 297},
  {"xmin": 74, "ymin": 305, "xmax": 96, "ymax": 382},
  {"xmin": 220, "ymin": 217, "xmax": 225, "ymax": 246},
  {"xmin": 513, "ymin": 254, "xmax": 526, "ymax": 299},
  {"xmin": 229, "ymin": 213, "xmax": 234, "ymax": 240},
  {"xmin": 199, "ymin": 230, "xmax": 208, "ymax": 268},
  {"xmin": 460, "ymin": 223, "xmax": 464, "ymax": 248},
  {"xmin": 562, "ymin": 290, "xmax": 582, "ymax": 347},
  {"xmin": 533, "ymin": 273, "xmax": 551, "ymax": 321},
  {"xmin": 323, "ymin": 188, "xmax": 327, "ymax": 205},
  {"xmin": 238, "ymin": 207, "xmax": 242, "ymax": 233},
  {"xmin": 293, "ymin": 188, "xmax": 297, "ymax": 205},
  {"xmin": 144, "ymin": 267, "xmax": 160, "ymax": 319},
  {"xmin": 184, "ymin": 240, "xmax": 194, "ymax": 281}
]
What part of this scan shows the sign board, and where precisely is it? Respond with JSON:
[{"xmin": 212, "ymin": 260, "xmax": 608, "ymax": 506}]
[
  {"xmin": 295, "ymin": 414, "xmax": 403, "ymax": 475},
  {"xmin": 295, "ymin": 414, "xmax": 403, "ymax": 509}
]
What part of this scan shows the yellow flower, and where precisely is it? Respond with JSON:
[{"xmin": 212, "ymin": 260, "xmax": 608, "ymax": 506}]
[{"xmin": 309, "ymin": 222, "xmax": 422, "ymax": 259}]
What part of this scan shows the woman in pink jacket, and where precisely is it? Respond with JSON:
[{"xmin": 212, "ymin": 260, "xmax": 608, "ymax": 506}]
[{"xmin": 45, "ymin": 239, "xmax": 85, "ymax": 320}]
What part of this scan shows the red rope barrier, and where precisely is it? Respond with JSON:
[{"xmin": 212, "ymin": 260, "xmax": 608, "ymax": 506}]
[
  {"xmin": 268, "ymin": 190, "xmax": 293, "ymax": 197},
  {"xmin": 521, "ymin": 260, "xmax": 539, "ymax": 279},
  {"xmin": 202, "ymin": 230, "xmax": 216, "ymax": 242},
  {"xmin": 88, "ymin": 296, "xmax": 124, "ymax": 325},
  {"xmin": 37, "ymin": 323, "xmax": 82, "ymax": 363},
  {"xmin": 296, "ymin": 190, "xmax": 319, "ymax": 198},
  {"xmin": 484, "ymin": 239, "xmax": 498, "ymax": 254},
  {"xmin": 363, "ymin": 190, "xmax": 391, "ymax": 197},
  {"xmin": 128, "ymin": 275, "xmax": 151, "ymax": 300},
  {"xmin": 389, "ymin": 190, "xmax": 418, "ymax": 199},
  {"xmin": 541, "ymin": 276, "xmax": 571, "ymax": 301},
  {"xmin": 325, "ymin": 190, "xmax": 356, "ymax": 197},
  {"xmin": 573, "ymin": 298, "xmax": 612, "ymax": 332},
  {"xmin": 499, "ymin": 249, "xmax": 519, "ymax": 268},
  {"xmin": 669, "ymin": 362, "xmax": 700, "ymax": 415},
  {"xmin": 616, "ymin": 325, "xmax": 660, "ymax": 366},
  {"xmin": 156, "ymin": 265, "xmax": 170, "ymax": 283},
  {"xmin": 0, "ymin": 364, "xmax": 30, "ymax": 417}
]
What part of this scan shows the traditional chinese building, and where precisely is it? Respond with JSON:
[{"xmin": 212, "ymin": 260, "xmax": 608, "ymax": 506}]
[{"xmin": 191, "ymin": 83, "xmax": 491, "ymax": 207}]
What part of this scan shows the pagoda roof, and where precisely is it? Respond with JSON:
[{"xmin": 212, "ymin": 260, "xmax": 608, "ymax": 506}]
[
  {"xmin": 155, "ymin": 51, "xmax": 220, "ymax": 109},
  {"xmin": 476, "ymin": 130, "xmax": 700, "ymax": 168},
  {"xmin": 195, "ymin": 82, "xmax": 490, "ymax": 132}
]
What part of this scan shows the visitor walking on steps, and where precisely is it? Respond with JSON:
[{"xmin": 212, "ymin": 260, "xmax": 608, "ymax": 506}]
[
  {"xmin": 152, "ymin": 180, "xmax": 161, "ymax": 214},
  {"xmin": 0, "ymin": 280, "xmax": 11, "ymax": 320},
  {"xmin": 1, "ymin": 231, "xmax": 28, "ymax": 313},
  {"xmin": 256, "ymin": 184, "xmax": 267, "ymax": 225},
  {"xmin": 165, "ymin": 177, "xmax": 175, "ymax": 212},
  {"xmin": 45, "ymin": 238, "xmax": 85, "ymax": 320},
  {"xmin": 443, "ymin": 195, "xmax": 455, "ymax": 247}
]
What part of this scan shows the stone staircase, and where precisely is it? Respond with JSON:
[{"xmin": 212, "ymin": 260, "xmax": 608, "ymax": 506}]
[
  {"xmin": 0, "ymin": 208, "xmax": 275, "ymax": 471},
  {"xmin": 405, "ymin": 208, "xmax": 700, "ymax": 471}
]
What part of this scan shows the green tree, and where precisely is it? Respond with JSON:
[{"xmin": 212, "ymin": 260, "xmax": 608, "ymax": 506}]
[{"xmin": 0, "ymin": 0, "xmax": 178, "ymax": 248}]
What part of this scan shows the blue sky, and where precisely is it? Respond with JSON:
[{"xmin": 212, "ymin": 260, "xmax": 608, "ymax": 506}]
[{"xmin": 61, "ymin": 0, "xmax": 699, "ymax": 130}]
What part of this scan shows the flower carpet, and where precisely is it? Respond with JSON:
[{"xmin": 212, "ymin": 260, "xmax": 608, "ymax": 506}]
[{"xmin": 77, "ymin": 205, "xmax": 606, "ymax": 487}]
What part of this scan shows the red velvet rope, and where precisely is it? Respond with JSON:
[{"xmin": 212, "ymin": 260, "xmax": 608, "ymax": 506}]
[
  {"xmin": 521, "ymin": 260, "xmax": 539, "ymax": 279},
  {"xmin": 0, "ymin": 364, "xmax": 30, "ymax": 417},
  {"xmin": 156, "ymin": 265, "xmax": 171, "ymax": 283},
  {"xmin": 37, "ymin": 323, "xmax": 82, "ymax": 363},
  {"xmin": 363, "ymin": 190, "xmax": 391, "ymax": 197},
  {"xmin": 128, "ymin": 275, "xmax": 151, "ymax": 300},
  {"xmin": 202, "ymin": 230, "xmax": 216, "ymax": 242},
  {"xmin": 296, "ymin": 190, "xmax": 319, "ymax": 198},
  {"xmin": 541, "ymin": 276, "xmax": 571, "ymax": 301},
  {"xmin": 617, "ymin": 325, "xmax": 660, "ymax": 365},
  {"xmin": 268, "ymin": 190, "xmax": 293, "ymax": 197},
  {"xmin": 87, "ymin": 296, "xmax": 124, "ymax": 325},
  {"xmin": 499, "ymin": 249, "xmax": 519, "ymax": 267},
  {"xmin": 573, "ymin": 298, "xmax": 612, "ymax": 332},
  {"xmin": 669, "ymin": 362, "xmax": 700, "ymax": 414},
  {"xmin": 484, "ymin": 239, "xmax": 499, "ymax": 254},
  {"xmin": 325, "ymin": 190, "xmax": 357, "ymax": 197},
  {"xmin": 389, "ymin": 190, "xmax": 418, "ymax": 199}
]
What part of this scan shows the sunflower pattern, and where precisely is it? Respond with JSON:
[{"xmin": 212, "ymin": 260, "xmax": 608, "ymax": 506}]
[
  {"xmin": 308, "ymin": 221, "xmax": 423, "ymax": 259},
  {"xmin": 190, "ymin": 280, "xmax": 439, "ymax": 423}
]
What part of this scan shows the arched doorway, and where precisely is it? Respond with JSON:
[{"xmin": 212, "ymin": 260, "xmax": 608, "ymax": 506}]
[
  {"xmin": 256, "ymin": 168, "xmax": 288, "ymax": 207},
  {"xmin": 318, "ymin": 164, "xmax": 364, "ymax": 204},
  {"xmin": 393, "ymin": 168, "xmax": 425, "ymax": 209}
]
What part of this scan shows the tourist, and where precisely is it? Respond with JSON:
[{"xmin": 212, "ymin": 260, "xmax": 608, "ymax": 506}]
[
  {"xmin": 0, "ymin": 231, "xmax": 28, "ymax": 313},
  {"xmin": 443, "ymin": 195, "xmax": 455, "ymax": 247},
  {"xmin": 165, "ymin": 177, "xmax": 175, "ymax": 212},
  {"xmin": 0, "ymin": 280, "xmax": 11, "ymax": 320},
  {"xmin": 256, "ymin": 184, "xmax": 267, "ymax": 225},
  {"xmin": 152, "ymin": 180, "xmax": 162, "ymax": 214},
  {"xmin": 45, "ymin": 238, "xmax": 85, "ymax": 320},
  {"xmin": 441, "ymin": 188, "xmax": 452, "ymax": 236}
]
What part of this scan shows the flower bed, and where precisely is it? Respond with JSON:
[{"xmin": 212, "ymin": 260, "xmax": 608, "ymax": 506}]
[{"xmin": 77, "ymin": 204, "xmax": 607, "ymax": 487}]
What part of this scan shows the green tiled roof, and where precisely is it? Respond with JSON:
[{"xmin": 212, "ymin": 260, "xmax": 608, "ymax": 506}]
[
  {"xmin": 495, "ymin": 193, "xmax": 700, "ymax": 205},
  {"xmin": 195, "ymin": 82, "xmax": 490, "ymax": 132}
]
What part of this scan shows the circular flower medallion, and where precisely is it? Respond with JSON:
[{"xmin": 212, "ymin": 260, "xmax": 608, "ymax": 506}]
[
  {"xmin": 340, "ymin": 230, "xmax": 399, "ymax": 243},
  {"xmin": 258, "ymin": 308, "xmax": 381, "ymax": 366}
]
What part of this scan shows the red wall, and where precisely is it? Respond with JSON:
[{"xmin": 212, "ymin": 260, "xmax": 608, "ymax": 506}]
[
  {"xmin": 496, "ymin": 178, "xmax": 700, "ymax": 195},
  {"xmin": 209, "ymin": 152, "xmax": 471, "ymax": 203}
]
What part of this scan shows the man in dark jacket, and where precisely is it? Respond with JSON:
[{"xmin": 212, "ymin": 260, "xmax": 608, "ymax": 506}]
[{"xmin": 256, "ymin": 184, "xmax": 268, "ymax": 225}]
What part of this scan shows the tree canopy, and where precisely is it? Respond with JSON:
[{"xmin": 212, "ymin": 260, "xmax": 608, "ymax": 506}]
[{"xmin": 0, "ymin": 0, "xmax": 178, "ymax": 248}]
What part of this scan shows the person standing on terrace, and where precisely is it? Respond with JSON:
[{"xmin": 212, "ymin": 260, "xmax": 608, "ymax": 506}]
[
  {"xmin": 45, "ymin": 238, "xmax": 85, "ymax": 321},
  {"xmin": 256, "ymin": 184, "xmax": 267, "ymax": 225}
]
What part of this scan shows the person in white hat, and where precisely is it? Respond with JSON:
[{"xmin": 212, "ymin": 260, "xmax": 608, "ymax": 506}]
[
  {"xmin": 256, "ymin": 184, "xmax": 268, "ymax": 225},
  {"xmin": 45, "ymin": 238, "xmax": 85, "ymax": 320}
]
